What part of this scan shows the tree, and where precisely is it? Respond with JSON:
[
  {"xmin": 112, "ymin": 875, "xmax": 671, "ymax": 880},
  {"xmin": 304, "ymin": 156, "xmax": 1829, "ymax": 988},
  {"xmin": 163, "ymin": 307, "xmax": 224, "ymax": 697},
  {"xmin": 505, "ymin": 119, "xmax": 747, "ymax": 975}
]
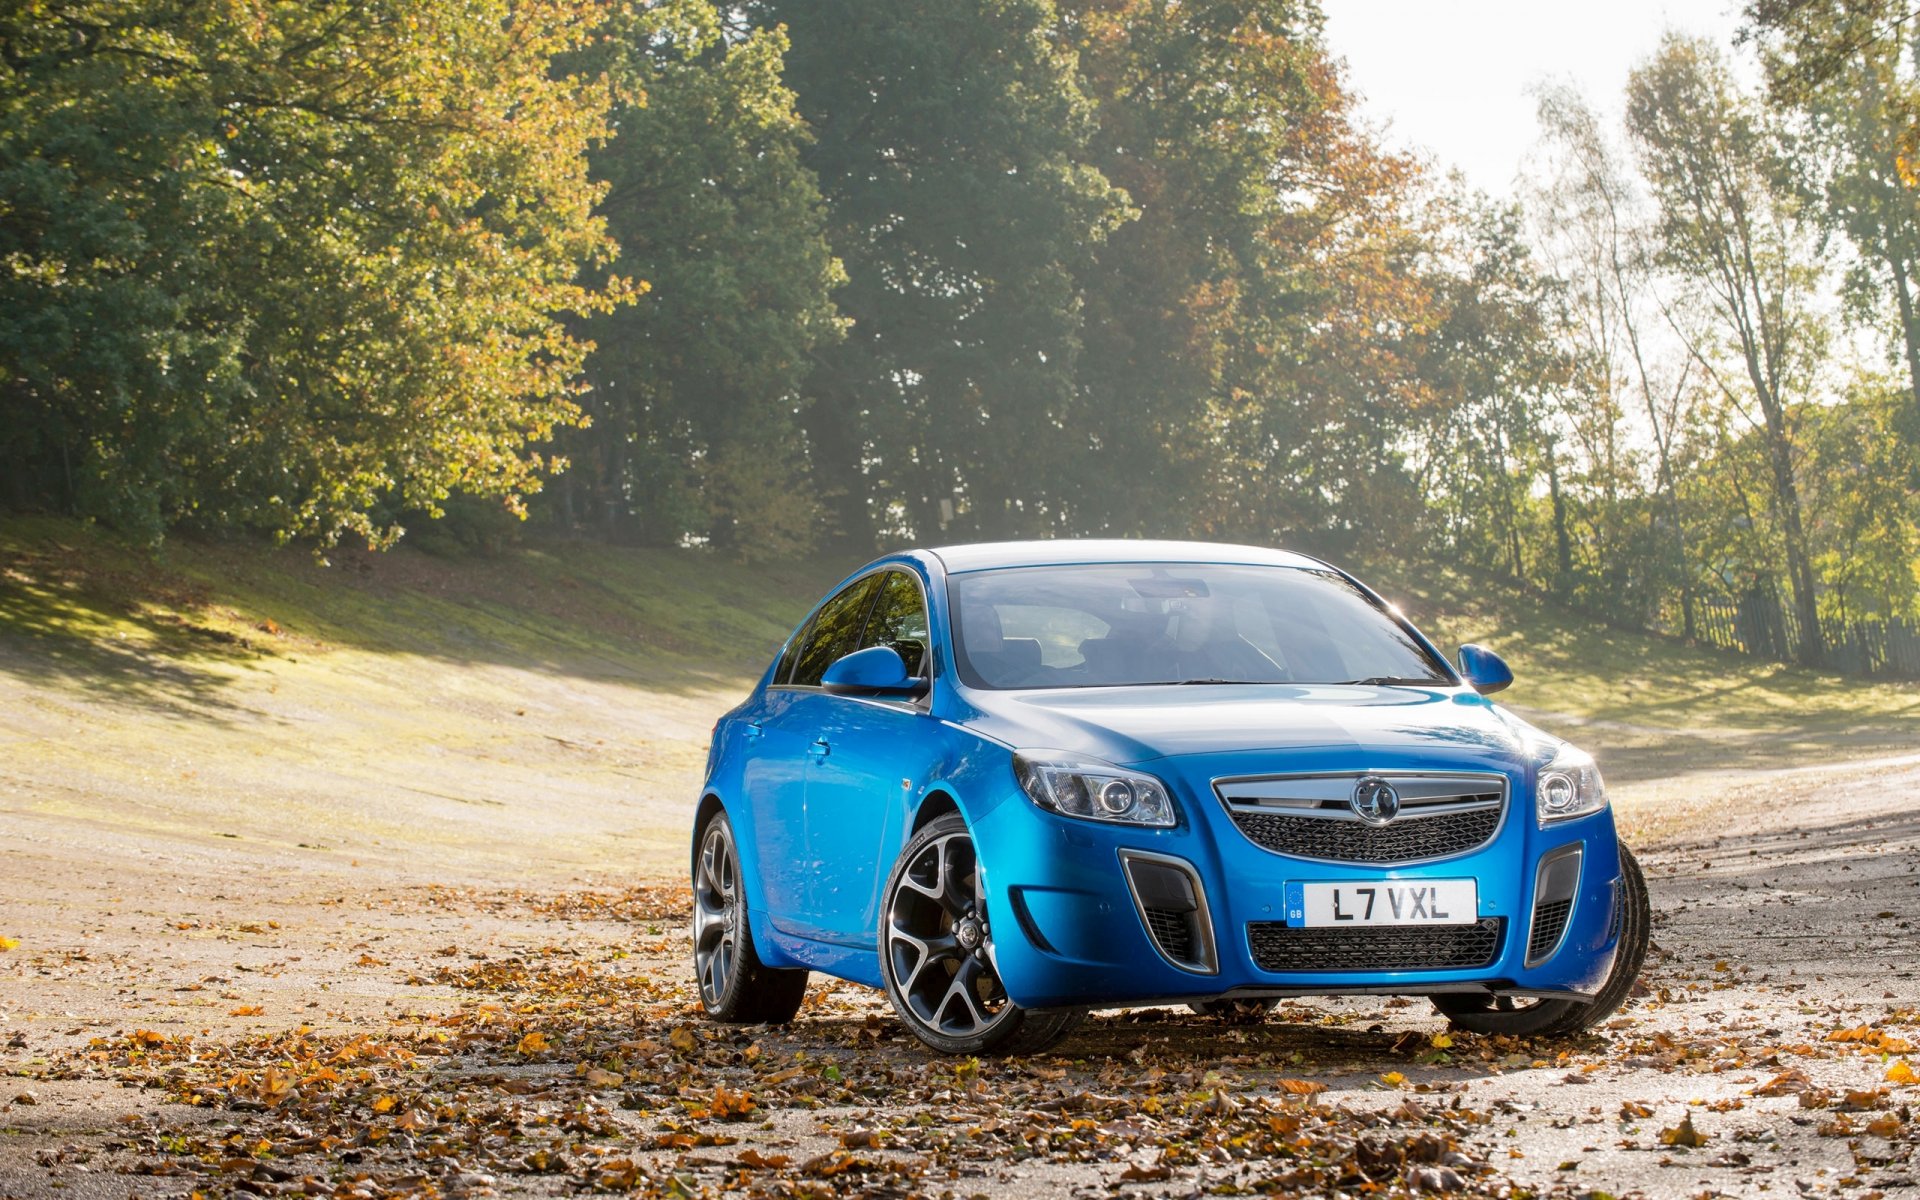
[
  {"xmin": 1531, "ymin": 84, "xmax": 1706, "ymax": 634},
  {"xmin": 1746, "ymin": 0, "xmax": 1920, "ymax": 442},
  {"xmin": 558, "ymin": 2, "xmax": 845, "ymax": 557},
  {"xmin": 1412, "ymin": 193, "xmax": 1571, "ymax": 585},
  {"xmin": 1802, "ymin": 375, "xmax": 1920, "ymax": 623},
  {"xmin": 0, "ymin": 0, "xmax": 624, "ymax": 547},
  {"xmin": 1054, "ymin": 0, "xmax": 1327, "ymax": 539},
  {"xmin": 751, "ymin": 0, "xmax": 1130, "ymax": 547},
  {"xmin": 1626, "ymin": 34, "xmax": 1831, "ymax": 663}
]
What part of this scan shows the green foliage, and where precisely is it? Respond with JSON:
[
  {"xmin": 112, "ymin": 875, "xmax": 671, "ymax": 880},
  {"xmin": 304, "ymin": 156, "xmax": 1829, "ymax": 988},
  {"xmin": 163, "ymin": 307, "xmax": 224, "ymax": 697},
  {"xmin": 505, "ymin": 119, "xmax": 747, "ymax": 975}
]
[
  {"xmin": 555, "ymin": 1, "xmax": 844, "ymax": 558},
  {"xmin": 1746, "ymin": 0, "xmax": 1920, "ymax": 441},
  {"xmin": 0, "ymin": 0, "xmax": 625, "ymax": 546},
  {"xmin": 1626, "ymin": 35, "xmax": 1831, "ymax": 661},
  {"xmin": 1058, "ymin": 0, "xmax": 1435, "ymax": 555},
  {"xmin": 755, "ymin": 0, "xmax": 1132, "ymax": 544},
  {"xmin": 1803, "ymin": 379, "xmax": 1920, "ymax": 621}
]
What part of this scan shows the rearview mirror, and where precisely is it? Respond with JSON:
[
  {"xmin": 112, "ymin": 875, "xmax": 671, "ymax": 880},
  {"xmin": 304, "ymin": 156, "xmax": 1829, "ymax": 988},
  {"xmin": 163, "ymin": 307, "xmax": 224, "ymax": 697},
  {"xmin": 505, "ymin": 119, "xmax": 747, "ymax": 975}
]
[
  {"xmin": 1456, "ymin": 644, "xmax": 1513, "ymax": 696},
  {"xmin": 821, "ymin": 645, "xmax": 928, "ymax": 697}
]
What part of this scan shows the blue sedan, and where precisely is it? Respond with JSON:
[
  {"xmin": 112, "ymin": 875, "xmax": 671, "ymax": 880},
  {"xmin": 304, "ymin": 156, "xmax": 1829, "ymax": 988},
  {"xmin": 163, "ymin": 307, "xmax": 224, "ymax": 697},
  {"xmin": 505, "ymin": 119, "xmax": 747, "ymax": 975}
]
[{"xmin": 690, "ymin": 541, "xmax": 1649, "ymax": 1055}]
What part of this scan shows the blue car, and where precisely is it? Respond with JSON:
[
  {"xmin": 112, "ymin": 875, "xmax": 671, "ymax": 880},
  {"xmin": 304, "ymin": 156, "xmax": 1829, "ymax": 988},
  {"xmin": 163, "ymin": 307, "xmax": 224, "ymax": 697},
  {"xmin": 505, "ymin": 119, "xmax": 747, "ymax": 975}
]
[{"xmin": 691, "ymin": 541, "xmax": 1650, "ymax": 1055}]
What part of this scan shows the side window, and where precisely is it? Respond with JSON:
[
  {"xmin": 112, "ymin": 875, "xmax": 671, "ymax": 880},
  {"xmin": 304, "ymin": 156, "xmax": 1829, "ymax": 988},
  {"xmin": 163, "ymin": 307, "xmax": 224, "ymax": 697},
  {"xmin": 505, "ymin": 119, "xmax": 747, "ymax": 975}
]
[
  {"xmin": 774, "ymin": 620, "xmax": 808, "ymax": 684},
  {"xmin": 860, "ymin": 571, "xmax": 931, "ymax": 676},
  {"xmin": 789, "ymin": 575, "xmax": 882, "ymax": 687}
]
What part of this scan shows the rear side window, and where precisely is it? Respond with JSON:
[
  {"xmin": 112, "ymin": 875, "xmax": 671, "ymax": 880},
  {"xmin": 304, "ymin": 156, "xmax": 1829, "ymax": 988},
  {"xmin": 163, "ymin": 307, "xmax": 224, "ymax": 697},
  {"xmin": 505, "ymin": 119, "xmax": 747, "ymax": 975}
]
[
  {"xmin": 789, "ymin": 575, "xmax": 882, "ymax": 687},
  {"xmin": 859, "ymin": 571, "xmax": 931, "ymax": 676}
]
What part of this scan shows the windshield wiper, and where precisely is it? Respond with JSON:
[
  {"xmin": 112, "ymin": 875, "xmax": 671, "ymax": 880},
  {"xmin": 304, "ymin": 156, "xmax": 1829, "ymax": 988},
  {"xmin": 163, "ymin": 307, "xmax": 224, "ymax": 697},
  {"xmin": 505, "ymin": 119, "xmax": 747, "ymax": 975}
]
[
  {"xmin": 1173, "ymin": 677, "xmax": 1277, "ymax": 686},
  {"xmin": 1336, "ymin": 676, "xmax": 1443, "ymax": 686}
]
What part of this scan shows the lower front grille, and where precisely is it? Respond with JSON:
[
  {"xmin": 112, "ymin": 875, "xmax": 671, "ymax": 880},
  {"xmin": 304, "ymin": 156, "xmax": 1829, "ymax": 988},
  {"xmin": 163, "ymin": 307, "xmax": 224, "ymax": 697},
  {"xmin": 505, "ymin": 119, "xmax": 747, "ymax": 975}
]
[
  {"xmin": 1528, "ymin": 899, "xmax": 1573, "ymax": 963},
  {"xmin": 1247, "ymin": 918, "xmax": 1505, "ymax": 973},
  {"xmin": 1231, "ymin": 807, "xmax": 1500, "ymax": 863},
  {"xmin": 1145, "ymin": 908, "xmax": 1195, "ymax": 963}
]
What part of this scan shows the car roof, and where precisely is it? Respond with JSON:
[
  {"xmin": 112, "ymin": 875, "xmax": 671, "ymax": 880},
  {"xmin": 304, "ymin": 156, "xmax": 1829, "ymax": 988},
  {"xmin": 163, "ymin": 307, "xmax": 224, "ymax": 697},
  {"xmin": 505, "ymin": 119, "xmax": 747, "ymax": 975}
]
[{"xmin": 925, "ymin": 539, "xmax": 1326, "ymax": 574}]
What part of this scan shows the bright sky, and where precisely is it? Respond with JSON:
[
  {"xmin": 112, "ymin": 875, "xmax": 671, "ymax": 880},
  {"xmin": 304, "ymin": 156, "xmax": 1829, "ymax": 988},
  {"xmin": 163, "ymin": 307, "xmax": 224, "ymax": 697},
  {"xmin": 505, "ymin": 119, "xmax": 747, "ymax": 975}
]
[{"xmin": 1323, "ymin": 0, "xmax": 1747, "ymax": 196}]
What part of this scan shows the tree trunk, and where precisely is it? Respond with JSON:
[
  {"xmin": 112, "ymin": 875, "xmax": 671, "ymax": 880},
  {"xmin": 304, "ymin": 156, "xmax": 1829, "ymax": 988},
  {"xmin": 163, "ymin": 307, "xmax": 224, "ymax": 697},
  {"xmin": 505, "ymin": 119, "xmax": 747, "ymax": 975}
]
[
  {"xmin": 1547, "ymin": 444, "xmax": 1573, "ymax": 594},
  {"xmin": 1764, "ymin": 429, "xmax": 1825, "ymax": 665},
  {"xmin": 1887, "ymin": 245, "xmax": 1920, "ymax": 439}
]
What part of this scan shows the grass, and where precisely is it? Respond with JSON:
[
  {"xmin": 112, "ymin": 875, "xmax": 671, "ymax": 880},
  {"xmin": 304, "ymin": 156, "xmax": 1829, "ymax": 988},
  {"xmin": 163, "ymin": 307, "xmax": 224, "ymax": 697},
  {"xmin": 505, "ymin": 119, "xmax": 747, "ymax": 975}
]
[
  {"xmin": 1366, "ymin": 564, "xmax": 1920, "ymax": 781},
  {"xmin": 0, "ymin": 513, "xmax": 845, "ymax": 691},
  {"xmin": 3, "ymin": 516, "xmax": 1913, "ymax": 871}
]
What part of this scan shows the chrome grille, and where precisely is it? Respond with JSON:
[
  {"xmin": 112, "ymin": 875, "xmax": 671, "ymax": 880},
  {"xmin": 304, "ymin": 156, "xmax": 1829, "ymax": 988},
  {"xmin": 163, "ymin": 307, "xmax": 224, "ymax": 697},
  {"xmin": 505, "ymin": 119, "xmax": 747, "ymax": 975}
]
[
  {"xmin": 1214, "ymin": 772, "xmax": 1507, "ymax": 864},
  {"xmin": 1248, "ymin": 918, "xmax": 1505, "ymax": 973}
]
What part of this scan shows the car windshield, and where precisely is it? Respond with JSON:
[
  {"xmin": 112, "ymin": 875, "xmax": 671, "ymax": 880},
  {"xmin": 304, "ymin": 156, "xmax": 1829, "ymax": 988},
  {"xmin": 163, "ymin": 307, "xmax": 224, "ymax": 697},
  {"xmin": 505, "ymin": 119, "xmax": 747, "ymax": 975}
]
[{"xmin": 948, "ymin": 562, "xmax": 1452, "ymax": 690}]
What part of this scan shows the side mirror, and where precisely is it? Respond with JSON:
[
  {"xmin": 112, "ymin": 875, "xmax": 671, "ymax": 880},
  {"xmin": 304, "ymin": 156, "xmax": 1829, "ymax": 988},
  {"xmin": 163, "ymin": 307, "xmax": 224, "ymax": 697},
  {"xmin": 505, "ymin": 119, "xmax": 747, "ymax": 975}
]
[
  {"xmin": 1456, "ymin": 644, "xmax": 1513, "ymax": 696},
  {"xmin": 821, "ymin": 645, "xmax": 928, "ymax": 697}
]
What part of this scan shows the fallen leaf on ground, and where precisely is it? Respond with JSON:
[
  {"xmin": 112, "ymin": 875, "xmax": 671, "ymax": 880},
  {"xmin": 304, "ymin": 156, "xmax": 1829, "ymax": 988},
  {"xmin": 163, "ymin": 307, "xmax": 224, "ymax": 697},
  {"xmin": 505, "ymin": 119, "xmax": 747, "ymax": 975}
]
[
  {"xmin": 1658, "ymin": 1112, "xmax": 1708, "ymax": 1148},
  {"xmin": 1754, "ymin": 1068, "xmax": 1811, "ymax": 1097},
  {"xmin": 1120, "ymin": 1162, "xmax": 1173, "ymax": 1182}
]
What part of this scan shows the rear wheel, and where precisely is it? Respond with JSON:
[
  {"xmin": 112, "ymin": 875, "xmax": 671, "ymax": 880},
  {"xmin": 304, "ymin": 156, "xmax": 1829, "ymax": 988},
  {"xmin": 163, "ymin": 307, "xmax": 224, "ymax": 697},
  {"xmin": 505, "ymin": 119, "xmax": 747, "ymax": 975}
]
[
  {"xmin": 1189, "ymin": 999, "xmax": 1279, "ymax": 1023},
  {"xmin": 691, "ymin": 809, "xmax": 809, "ymax": 1024},
  {"xmin": 1434, "ymin": 840, "xmax": 1650, "ymax": 1038},
  {"xmin": 880, "ymin": 813, "xmax": 1082, "ymax": 1055}
]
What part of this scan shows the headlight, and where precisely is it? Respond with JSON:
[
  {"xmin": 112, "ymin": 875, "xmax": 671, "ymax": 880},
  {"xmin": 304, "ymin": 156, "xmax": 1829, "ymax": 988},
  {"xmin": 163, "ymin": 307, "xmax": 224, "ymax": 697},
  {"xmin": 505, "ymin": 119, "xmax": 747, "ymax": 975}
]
[
  {"xmin": 1013, "ymin": 751, "xmax": 1176, "ymax": 827},
  {"xmin": 1535, "ymin": 743, "xmax": 1608, "ymax": 824}
]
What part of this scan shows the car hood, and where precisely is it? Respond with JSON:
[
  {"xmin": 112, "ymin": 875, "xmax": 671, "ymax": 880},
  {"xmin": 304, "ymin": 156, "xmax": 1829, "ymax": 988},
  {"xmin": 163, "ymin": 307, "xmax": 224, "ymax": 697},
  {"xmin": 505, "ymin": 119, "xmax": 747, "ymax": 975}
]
[{"xmin": 956, "ymin": 683, "xmax": 1547, "ymax": 774}]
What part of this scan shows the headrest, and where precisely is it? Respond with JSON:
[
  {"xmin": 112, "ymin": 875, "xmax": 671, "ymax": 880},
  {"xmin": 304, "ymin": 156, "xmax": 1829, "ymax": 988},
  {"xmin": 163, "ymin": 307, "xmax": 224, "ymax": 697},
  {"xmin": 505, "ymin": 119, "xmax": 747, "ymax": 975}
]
[
  {"xmin": 1000, "ymin": 637, "xmax": 1042, "ymax": 672},
  {"xmin": 960, "ymin": 600, "xmax": 1005, "ymax": 648}
]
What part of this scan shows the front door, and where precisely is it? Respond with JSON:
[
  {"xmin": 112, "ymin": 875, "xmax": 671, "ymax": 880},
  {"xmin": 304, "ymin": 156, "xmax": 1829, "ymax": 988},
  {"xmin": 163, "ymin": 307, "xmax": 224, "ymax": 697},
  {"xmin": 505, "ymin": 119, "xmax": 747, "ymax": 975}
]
[
  {"xmin": 800, "ymin": 570, "xmax": 935, "ymax": 946},
  {"xmin": 752, "ymin": 572, "xmax": 881, "ymax": 937}
]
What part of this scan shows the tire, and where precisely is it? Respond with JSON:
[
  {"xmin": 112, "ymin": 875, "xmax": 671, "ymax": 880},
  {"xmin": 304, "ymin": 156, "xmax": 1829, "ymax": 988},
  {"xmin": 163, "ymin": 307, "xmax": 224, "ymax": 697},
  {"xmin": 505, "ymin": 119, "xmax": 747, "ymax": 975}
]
[
  {"xmin": 1189, "ymin": 999, "xmax": 1279, "ymax": 1023},
  {"xmin": 879, "ymin": 813, "xmax": 1083, "ymax": 1055},
  {"xmin": 1434, "ymin": 840, "xmax": 1651, "ymax": 1038},
  {"xmin": 691, "ymin": 809, "xmax": 809, "ymax": 1024}
]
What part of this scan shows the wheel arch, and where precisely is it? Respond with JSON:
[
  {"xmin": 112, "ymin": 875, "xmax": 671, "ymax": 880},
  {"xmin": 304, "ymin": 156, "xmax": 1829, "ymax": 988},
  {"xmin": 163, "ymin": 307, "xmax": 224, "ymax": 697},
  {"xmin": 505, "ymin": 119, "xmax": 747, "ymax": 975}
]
[
  {"xmin": 691, "ymin": 791, "xmax": 726, "ymax": 877},
  {"xmin": 909, "ymin": 786, "xmax": 964, "ymax": 837},
  {"xmin": 689, "ymin": 789, "xmax": 798, "ymax": 970}
]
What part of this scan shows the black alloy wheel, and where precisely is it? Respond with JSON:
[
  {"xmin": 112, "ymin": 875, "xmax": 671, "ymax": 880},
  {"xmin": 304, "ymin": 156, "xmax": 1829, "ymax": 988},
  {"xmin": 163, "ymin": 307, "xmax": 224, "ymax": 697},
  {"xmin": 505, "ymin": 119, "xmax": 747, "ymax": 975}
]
[
  {"xmin": 1432, "ymin": 840, "xmax": 1651, "ymax": 1037},
  {"xmin": 691, "ymin": 809, "xmax": 809, "ymax": 1023},
  {"xmin": 879, "ymin": 813, "xmax": 1081, "ymax": 1055}
]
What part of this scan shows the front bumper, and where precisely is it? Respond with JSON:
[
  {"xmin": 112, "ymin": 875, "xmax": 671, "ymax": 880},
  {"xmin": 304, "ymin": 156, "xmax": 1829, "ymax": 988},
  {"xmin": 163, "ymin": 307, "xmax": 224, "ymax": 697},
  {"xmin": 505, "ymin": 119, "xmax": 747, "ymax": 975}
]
[{"xmin": 976, "ymin": 768, "xmax": 1623, "ymax": 1009}]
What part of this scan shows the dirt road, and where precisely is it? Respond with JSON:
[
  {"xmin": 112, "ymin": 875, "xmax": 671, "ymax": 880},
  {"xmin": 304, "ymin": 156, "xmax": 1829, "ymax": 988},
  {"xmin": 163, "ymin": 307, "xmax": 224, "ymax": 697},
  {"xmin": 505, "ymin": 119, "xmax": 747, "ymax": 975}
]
[{"xmin": 5, "ymin": 751, "xmax": 1920, "ymax": 1199}]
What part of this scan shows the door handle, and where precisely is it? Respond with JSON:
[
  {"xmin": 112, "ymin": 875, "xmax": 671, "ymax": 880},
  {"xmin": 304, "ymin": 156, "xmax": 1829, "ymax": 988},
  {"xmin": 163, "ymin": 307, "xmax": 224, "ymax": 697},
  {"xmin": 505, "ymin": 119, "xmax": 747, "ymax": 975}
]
[
  {"xmin": 808, "ymin": 738, "xmax": 831, "ymax": 759},
  {"xmin": 744, "ymin": 721, "xmax": 763, "ymax": 741}
]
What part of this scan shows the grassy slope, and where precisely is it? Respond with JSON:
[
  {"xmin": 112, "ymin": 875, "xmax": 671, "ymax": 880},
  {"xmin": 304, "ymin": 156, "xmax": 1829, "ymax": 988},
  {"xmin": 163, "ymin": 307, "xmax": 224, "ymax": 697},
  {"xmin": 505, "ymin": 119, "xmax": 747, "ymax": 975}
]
[{"xmin": 3, "ymin": 517, "xmax": 1914, "ymax": 874}]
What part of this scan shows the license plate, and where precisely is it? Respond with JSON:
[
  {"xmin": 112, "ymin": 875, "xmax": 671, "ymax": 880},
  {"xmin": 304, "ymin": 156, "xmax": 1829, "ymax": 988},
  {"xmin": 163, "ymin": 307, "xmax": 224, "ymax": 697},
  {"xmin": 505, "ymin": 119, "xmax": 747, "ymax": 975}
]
[{"xmin": 1285, "ymin": 879, "xmax": 1477, "ymax": 927}]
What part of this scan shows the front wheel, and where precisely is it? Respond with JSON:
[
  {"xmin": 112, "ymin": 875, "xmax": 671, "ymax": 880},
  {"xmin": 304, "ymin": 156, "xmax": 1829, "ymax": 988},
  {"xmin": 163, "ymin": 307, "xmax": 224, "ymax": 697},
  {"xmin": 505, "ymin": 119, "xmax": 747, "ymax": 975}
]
[
  {"xmin": 879, "ymin": 813, "xmax": 1082, "ymax": 1055},
  {"xmin": 691, "ymin": 809, "xmax": 809, "ymax": 1024},
  {"xmin": 1433, "ymin": 840, "xmax": 1651, "ymax": 1038}
]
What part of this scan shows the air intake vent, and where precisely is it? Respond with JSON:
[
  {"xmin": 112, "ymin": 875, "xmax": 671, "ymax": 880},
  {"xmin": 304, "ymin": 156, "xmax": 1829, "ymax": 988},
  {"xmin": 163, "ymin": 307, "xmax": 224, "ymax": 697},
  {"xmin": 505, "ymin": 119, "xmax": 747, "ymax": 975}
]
[
  {"xmin": 1248, "ymin": 918, "xmax": 1505, "ymax": 973},
  {"xmin": 1121, "ymin": 852, "xmax": 1217, "ymax": 974},
  {"xmin": 1527, "ymin": 900, "xmax": 1573, "ymax": 963},
  {"xmin": 1144, "ymin": 907, "xmax": 1195, "ymax": 963},
  {"xmin": 1526, "ymin": 844, "xmax": 1584, "ymax": 967}
]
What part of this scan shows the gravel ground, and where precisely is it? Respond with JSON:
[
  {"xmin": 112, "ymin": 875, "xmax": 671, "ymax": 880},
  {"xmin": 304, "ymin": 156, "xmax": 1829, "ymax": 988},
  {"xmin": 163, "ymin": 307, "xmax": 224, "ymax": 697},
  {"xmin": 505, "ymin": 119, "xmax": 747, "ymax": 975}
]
[{"xmin": 4, "ymin": 755, "xmax": 1919, "ymax": 1199}]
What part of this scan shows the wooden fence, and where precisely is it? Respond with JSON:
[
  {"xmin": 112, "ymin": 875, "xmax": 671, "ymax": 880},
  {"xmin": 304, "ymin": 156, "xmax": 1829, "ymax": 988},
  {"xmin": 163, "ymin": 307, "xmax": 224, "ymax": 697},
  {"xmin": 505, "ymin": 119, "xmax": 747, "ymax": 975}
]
[{"xmin": 1691, "ymin": 591, "xmax": 1920, "ymax": 680}]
